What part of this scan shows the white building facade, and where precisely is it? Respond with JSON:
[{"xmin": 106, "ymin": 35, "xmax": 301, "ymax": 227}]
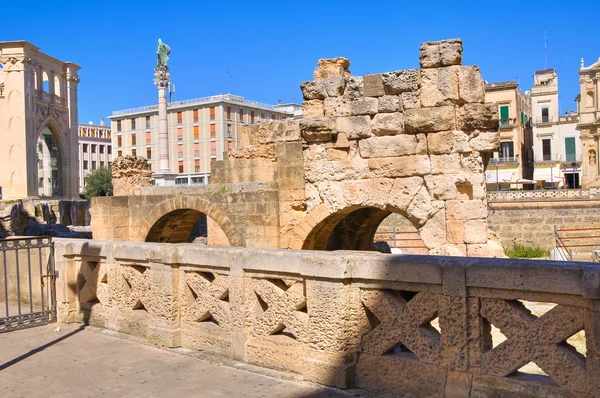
[{"xmin": 78, "ymin": 121, "xmax": 112, "ymax": 192}]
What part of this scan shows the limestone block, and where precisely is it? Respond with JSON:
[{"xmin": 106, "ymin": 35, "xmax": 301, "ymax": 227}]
[
  {"xmin": 363, "ymin": 74, "xmax": 385, "ymax": 97},
  {"xmin": 378, "ymin": 95, "xmax": 401, "ymax": 113},
  {"xmin": 427, "ymin": 131, "xmax": 455, "ymax": 154},
  {"xmin": 382, "ymin": 69, "xmax": 419, "ymax": 95},
  {"xmin": 407, "ymin": 186, "xmax": 444, "ymax": 226},
  {"xmin": 420, "ymin": 66, "xmax": 459, "ymax": 107},
  {"xmin": 446, "ymin": 220, "xmax": 465, "ymax": 244},
  {"xmin": 458, "ymin": 66, "xmax": 485, "ymax": 104},
  {"xmin": 368, "ymin": 155, "xmax": 431, "ymax": 178},
  {"xmin": 416, "ymin": 134, "xmax": 428, "ymax": 154},
  {"xmin": 344, "ymin": 76, "xmax": 364, "ymax": 99},
  {"xmin": 358, "ymin": 135, "xmax": 419, "ymax": 158},
  {"xmin": 460, "ymin": 152, "xmax": 484, "ymax": 173},
  {"xmin": 314, "ymin": 57, "xmax": 351, "ymax": 79},
  {"xmin": 464, "ymin": 219, "xmax": 488, "ymax": 244},
  {"xmin": 430, "ymin": 243, "xmax": 467, "ymax": 257},
  {"xmin": 300, "ymin": 80, "xmax": 327, "ymax": 100},
  {"xmin": 335, "ymin": 116, "xmax": 372, "ymax": 140},
  {"xmin": 404, "ymin": 106, "xmax": 455, "ymax": 133},
  {"xmin": 469, "ymin": 131, "xmax": 500, "ymax": 152},
  {"xmin": 322, "ymin": 76, "xmax": 346, "ymax": 97},
  {"xmin": 458, "ymin": 103, "xmax": 498, "ymax": 130},
  {"xmin": 465, "ymin": 173, "xmax": 486, "ymax": 200},
  {"xmin": 303, "ymin": 143, "xmax": 327, "ymax": 163},
  {"xmin": 420, "ymin": 38, "xmax": 463, "ymax": 68},
  {"xmin": 330, "ymin": 133, "xmax": 350, "ymax": 149},
  {"xmin": 466, "ymin": 240, "xmax": 507, "ymax": 258},
  {"xmin": 302, "ymin": 100, "xmax": 324, "ymax": 118},
  {"xmin": 371, "ymin": 112, "xmax": 404, "ymax": 136},
  {"xmin": 300, "ymin": 118, "xmax": 336, "ymax": 142},
  {"xmin": 389, "ymin": 177, "xmax": 425, "ymax": 212},
  {"xmin": 446, "ymin": 200, "xmax": 487, "ymax": 221},
  {"xmin": 305, "ymin": 159, "xmax": 370, "ymax": 183},
  {"xmin": 326, "ymin": 147, "xmax": 349, "ymax": 161},
  {"xmin": 401, "ymin": 91, "xmax": 420, "ymax": 109},
  {"xmin": 453, "ymin": 131, "xmax": 471, "ymax": 153},
  {"xmin": 425, "ymin": 174, "xmax": 460, "ymax": 200},
  {"xmin": 305, "ymin": 182, "xmax": 322, "ymax": 212},
  {"xmin": 324, "ymin": 97, "xmax": 352, "ymax": 117},
  {"xmin": 350, "ymin": 97, "xmax": 378, "ymax": 115},
  {"xmin": 430, "ymin": 153, "xmax": 461, "ymax": 174},
  {"xmin": 419, "ymin": 208, "xmax": 447, "ymax": 250},
  {"xmin": 317, "ymin": 180, "xmax": 348, "ymax": 212},
  {"xmin": 342, "ymin": 178, "xmax": 394, "ymax": 209}
]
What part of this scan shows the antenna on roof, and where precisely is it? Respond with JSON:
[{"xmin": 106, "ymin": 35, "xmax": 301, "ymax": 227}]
[{"xmin": 543, "ymin": 29, "xmax": 548, "ymax": 69}]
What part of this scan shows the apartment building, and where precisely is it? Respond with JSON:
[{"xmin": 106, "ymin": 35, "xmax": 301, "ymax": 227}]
[
  {"xmin": 109, "ymin": 94, "xmax": 293, "ymax": 185},
  {"xmin": 484, "ymin": 81, "xmax": 534, "ymax": 190},
  {"xmin": 530, "ymin": 69, "xmax": 581, "ymax": 189},
  {"xmin": 578, "ymin": 57, "xmax": 600, "ymax": 188},
  {"xmin": 78, "ymin": 121, "xmax": 112, "ymax": 192}
]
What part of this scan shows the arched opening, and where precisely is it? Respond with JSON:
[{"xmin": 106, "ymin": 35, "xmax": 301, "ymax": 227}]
[
  {"xmin": 587, "ymin": 91, "xmax": 595, "ymax": 108},
  {"xmin": 36, "ymin": 126, "xmax": 62, "ymax": 197},
  {"xmin": 302, "ymin": 206, "xmax": 425, "ymax": 253},
  {"xmin": 145, "ymin": 209, "xmax": 230, "ymax": 245},
  {"xmin": 42, "ymin": 71, "xmax": 49, "ymax": 93},
  {"xmin": 61, "ymin": 211, "xmax": 72, "ymax": 225},
  {"xmin": 54, "ymin": 75, "xmax": 61, "ymax": 97}
]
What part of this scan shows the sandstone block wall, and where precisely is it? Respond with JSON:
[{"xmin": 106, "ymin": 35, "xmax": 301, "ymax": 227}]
[
  {"xmin": 54, "ymin": 238, "xmax": 600, "ymax": 397},
  {"xmin": 111, "ymin": 156, "xmax": 152, "ymax": 196}
]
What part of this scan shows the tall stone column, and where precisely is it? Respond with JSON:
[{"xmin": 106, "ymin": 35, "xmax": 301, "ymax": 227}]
[{"xmin": 152, "ymin": 66, "xmax": 176, "ymax": 185}]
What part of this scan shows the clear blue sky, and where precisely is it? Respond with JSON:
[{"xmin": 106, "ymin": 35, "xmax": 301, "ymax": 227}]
[{"xmin": 4, "ymin": 0, "xmax": 598, "ymax": 123}]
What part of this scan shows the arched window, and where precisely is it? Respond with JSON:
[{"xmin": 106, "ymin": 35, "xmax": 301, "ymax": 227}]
[
  {"xmin": 54, "ymin": 75, "xmax": 61, "ymax": 97},
  {"xmin": 42, "ymin": 71, "xmax": 49, "ymax": 93}
]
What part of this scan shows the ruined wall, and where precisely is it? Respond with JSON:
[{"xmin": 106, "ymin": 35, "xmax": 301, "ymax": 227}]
[
  {"xmin": 54, "ymin": 238, "xmax": 600, "ymax": 397},
  {"xmin": 111, "ymin": 156, "xmax": 152, "ymax": 196}
]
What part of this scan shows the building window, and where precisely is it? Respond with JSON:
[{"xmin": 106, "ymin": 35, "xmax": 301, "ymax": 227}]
[
  {"xmin": 132, "ymin": 133, "xmax": 136, "ymax": 145},
  {"xmin": 191, "ymin": 176, "xmax": 203, "ymax": 184},
  {"xmin": 177, "ymin": 127, "xmax": 183, "ymax": 141},
  {"xmin": 542, "ymin": 139, "xmax": 552, "ymax": 161},
  {"xmin": 131, "ymin": 118, "xmax": 136, "ymax": 130},
  {"xmin": 565, "ymin": 137, "xmax": 576, "ymax": 162},
  {"xmin": 147, "ymin": 148, "xmax": 152, "ymax": 159},
  {"xmin": 499, "ymin": 105, "xmax": 509, "ymax": 126},
  {"xmin": 210, "ymin": 107, "xmax": 215, "ymax": 121},
  {"xmin": 541, "ymin": 107, "xmax": 549, "ymax": 123},
  {"xmin": 193, "ymin": 125, "xmax": 199, "ymax": 140},
  {"xmin": 500, "ymin": 142, "xmax": 514, "ymax": 160},
  {"xmin": 228, "ymin": 140, "xmax": 232, "ymax": 151},
  {"xmin": 210, "ymin": 141, "xmax": 217, "ymax": 156},
  {"xmin": 132, "ymin": 149, "xmax": 136, "ymax": 157},
  {"xmin": 92, "ymin": 160, "xmax": 97, "ymax": 170},
  {"xmin": 83, "ymin": 160, "xmax": 88, "ymax": 170},
  {"xmin": 193, "ymin": 109, "xmax": 199, "ymax": 123},
  {"xmin": 117, "ymin": 150, "xmax": 122, "ymax": 157},
  {"xmin": 100, "ymin": 161, "xmax": 104, "ymax": 167},
  {"xmin": 175, "ymin": 177, "xmax": 188, "ymax": 185},
  {"xmin": 194, "ymin": 143, "xmax": 200, "ymax": 157},
  {"xmin": 194, "ymin": 159, "xmax": 200, "ymax": 172},
  {"xmin": 178, "ymin": 161, "xmax": 184, "ymax": 173},
  {"xmin": 261, "ymin": 112, "xmax": 265, "ymax": 120},
  {"xmin": 146, "ymin": 131, "xmax": 151, "ymax": 144},
  {"xmin": 178, "ymin": 143, "xmax": 183, "ymax": 158},
  {"xmin": 117, "ymin": 136, "xmax": 122, "ymax": 147},
  {"xmin": 251, "ymin": 111, "xmax": 255, "ymax": 124},
  {"xmin": 117, "ymin": 120, "xmax": 121, "ymax": 132},
  {"xmin": 100, "ymin": 146, "xmax": 105, "ymax": 154},
  {"xmin": 83, "ymin": 144, "xmax": 88, "ymax": 153},
  {"xmin": 227, "ymin": 106, "xmax": 231, "ymax": 121},
  {"xmin": 108, "ymin": 147, "xmax": 112, "ymax": 155},
  {"xmin": 146, "ymin": 116, "xmax": 151, "ymax": 129},
  {"xmin": 271, "ymin": 114, "xmax": 275, "ymax": 120},
  {"xmin": 210, "ymin": 124, "xmax": 216, "ymax": 138},
  {"xmin": 227, "ymin": 124, "xmax": 232, "ymax": 138},
  {"xmin": 177, "ymin": 111, "xmax": 182, "ymax": 124},
  {"xmin": 239, "ymin": 108, "xmax": 244, "ymax": 122}
]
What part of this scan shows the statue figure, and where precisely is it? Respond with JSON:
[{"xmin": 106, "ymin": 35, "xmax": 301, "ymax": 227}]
[
  {"xmin": 156, "ymin": 38, "xmax": 170, "ymax": 68},
  {"xmin": 590, "ymin": 149, "xmax": 596, "ymax": 166}
]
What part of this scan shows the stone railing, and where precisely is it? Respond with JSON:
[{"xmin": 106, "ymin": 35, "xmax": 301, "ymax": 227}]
[
  {"xmin": 488, "ymin": 188, "xmax": 600, "ymax": 202},
  {"xmin": 54, "ymin": 238, "xmax": 600, "ymax": 397}
]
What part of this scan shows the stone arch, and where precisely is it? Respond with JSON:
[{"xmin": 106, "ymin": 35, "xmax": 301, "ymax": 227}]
[
  {"xmin": 9, "ymin": 144, "xmax": 22, "ymax": 161},
  {"xmin": 35, "ymin": 120, "xmax": 66, "ymax": 197},
  {"xmin": 7, "ymin": 90, "xmax": 22, "ymax": 108},
  {"xmin": 137, "ymin": 196, "xmax": 241, "ymax": 246},
  {"xmin": 8, "ymin": 116, "xmax": 23, "ymax": 134},
  {"xmin": 291, "ymin": 203, "xmax": 427, "ymax": 252},
  {"xmin": 42, "ymin": 71, "xmax": 49, "ymax": 92},
  {"xmin": 54, "ymin": 75, "xmax": 61, "ymax": 97}
]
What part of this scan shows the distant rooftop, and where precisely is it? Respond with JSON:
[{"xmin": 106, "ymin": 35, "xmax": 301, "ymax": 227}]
[
  {"xmin": 110, "ymin": 94, "xmax": 287, "ymax": 118},
  {"xmin": 534, "ymin": 68, "xmax": 556, "ymax": 75},
  {"xmin": 485, "ymin": 81, "xmax": 518, "ymax": 91}
]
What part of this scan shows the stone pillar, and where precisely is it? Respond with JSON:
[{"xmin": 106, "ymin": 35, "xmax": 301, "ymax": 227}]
[{"xmin": 153, "ymin": 66, "xmax": 176, "ymax": 185}]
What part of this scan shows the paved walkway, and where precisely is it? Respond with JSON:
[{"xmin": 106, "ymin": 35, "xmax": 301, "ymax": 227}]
[{"xmin": 0, "ymin": 324, "xmax": 359, "ymax": 398}]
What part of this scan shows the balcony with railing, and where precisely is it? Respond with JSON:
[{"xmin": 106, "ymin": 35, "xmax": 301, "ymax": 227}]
[
  {"xmin": 499, "ymin": 118, "xmax": 517, "ymax": 128},
  {"xmin": 534, "ymin": 153, "xmax": 583, "ymax": 164},
  {"xmin": 35, "ymin": 90, "xmax": 67, "ymax": 107},
  {"xmin": 535, "ymin": 116, "xmax": 555, "ymax": 125},
  {"xmin": 489, "ymin": 157, "xmax": 520, "ymax": 165}
]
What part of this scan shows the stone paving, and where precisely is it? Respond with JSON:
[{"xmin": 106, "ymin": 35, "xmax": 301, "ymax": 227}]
[{"xmin": 0, "ymin": 324, "xmax": 361, "ymax": 398}]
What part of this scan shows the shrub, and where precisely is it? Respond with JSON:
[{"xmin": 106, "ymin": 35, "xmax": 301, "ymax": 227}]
[
  {"xmin": 83, "ymin": 166, "xmax": 113, "ymax": 200},
  {"xmin": 504, "ymin": 244, "xmax": 550, "ymax": 259}
]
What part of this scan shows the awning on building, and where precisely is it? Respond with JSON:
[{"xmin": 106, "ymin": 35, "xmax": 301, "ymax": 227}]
[
  {"xmin": 485, "ymin": 172, "xmax": 514, "ymax": 184},
  {"xmin": 533, "ymin": 169, "xmax": 561, "ymax": 182}
]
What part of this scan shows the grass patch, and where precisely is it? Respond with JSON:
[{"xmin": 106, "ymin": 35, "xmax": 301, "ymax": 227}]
[{"xmin": 505, "ymin": 244, "xmax": 550, "ymax": 259}]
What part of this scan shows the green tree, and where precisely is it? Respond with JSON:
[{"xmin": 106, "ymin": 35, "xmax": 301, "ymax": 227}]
[{"xmin": 83, "ymin": 166, "xmax": 113, "ymax": 200}]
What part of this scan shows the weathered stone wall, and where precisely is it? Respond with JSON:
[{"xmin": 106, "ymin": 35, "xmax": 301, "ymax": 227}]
[
  {"xmin": 54, "ymin": 238, "xmax": 600, "ymax": 397},
  {"xmin": 111, "ymin": 156, "xmax": 152, "ymax": 196},
  {"xmin": 488, "ymin": 199, "xmax": 600, "ymax": 254}
]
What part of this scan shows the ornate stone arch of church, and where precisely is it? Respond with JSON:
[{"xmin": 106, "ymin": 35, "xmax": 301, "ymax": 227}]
[
  {"xmin": 34, "ymin": 117, "xmax": 68, "ymax": 197},
  {"xmin": 134, "ymin": 196, "xmax": 241, "ymax": 246}
]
